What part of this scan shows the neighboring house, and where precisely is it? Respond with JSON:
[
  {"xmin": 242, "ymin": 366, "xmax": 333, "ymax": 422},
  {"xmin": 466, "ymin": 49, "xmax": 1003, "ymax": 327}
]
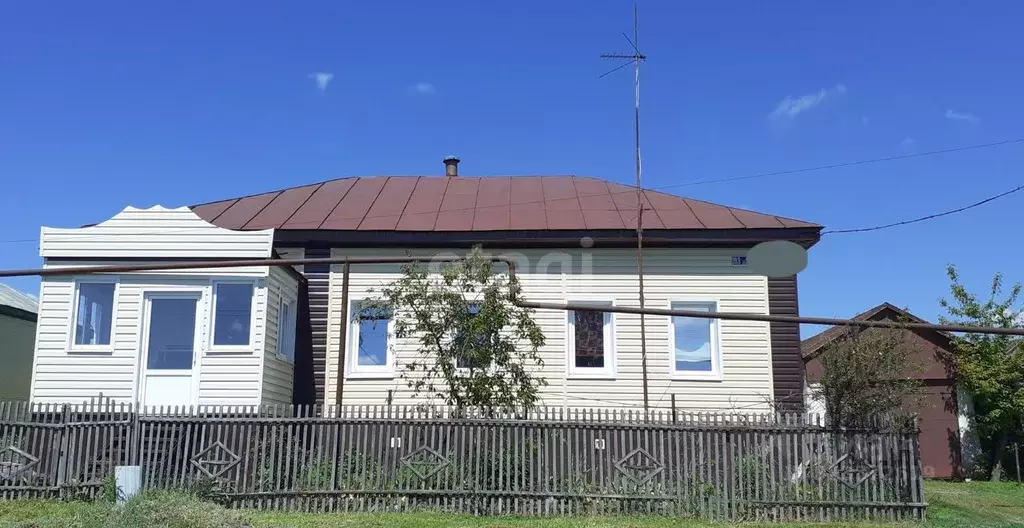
[
  {"xmin": 29, "ymin": 206, "xmax": 304, "ymax": 408},
  {"xmin": 801, "ymin": 302, "xmax": 981, "ymax": 479},
  {"xmin": 0, "ymin": 283, "xmax": 39, "ymax": 400},
  {"xmin": 28, "ymin": 160, "xmax": 823, "ymax": 412}
]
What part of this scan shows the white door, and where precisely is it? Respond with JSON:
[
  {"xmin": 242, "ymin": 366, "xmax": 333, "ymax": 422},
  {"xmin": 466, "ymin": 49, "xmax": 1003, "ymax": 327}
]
[{"xmin": 140, "ymin": 293, "xmax": 202, "ymax": 407}]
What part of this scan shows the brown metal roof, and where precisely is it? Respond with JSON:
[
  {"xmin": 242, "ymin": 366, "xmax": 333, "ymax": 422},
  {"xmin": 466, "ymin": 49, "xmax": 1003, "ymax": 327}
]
[
  {"xmin": 191, "ymin": 176, "xmax": 821, "ymax": 233},
  {"xmin": 800, "ymin": 303, "xmax": 951, "ymax": 361}
]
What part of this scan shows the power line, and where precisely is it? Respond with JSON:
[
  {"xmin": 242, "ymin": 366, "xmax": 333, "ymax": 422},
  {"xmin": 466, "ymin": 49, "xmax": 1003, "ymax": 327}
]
[
  {"xmin": 1, "ymin": 137, "xmax": 1022, "ymax": 245},
  {"xmin": 822, "ymin": 184, "xmax": 1024, "ymax": 235},
  {"xmin": 674, "ymin": 137, "xmax": 1024, "ymax": 188}
]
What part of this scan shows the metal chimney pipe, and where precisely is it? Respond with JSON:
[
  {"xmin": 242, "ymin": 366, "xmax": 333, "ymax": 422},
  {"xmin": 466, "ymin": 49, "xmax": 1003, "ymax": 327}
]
[{"xmin": 444, "ymin": 155, "xmax": 460, "ymax": 177}]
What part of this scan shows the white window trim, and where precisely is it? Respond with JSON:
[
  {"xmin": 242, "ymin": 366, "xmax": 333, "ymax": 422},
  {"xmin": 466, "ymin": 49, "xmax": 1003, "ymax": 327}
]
[
  {"xmin": 565, "ymin": 299, "xmax": 616, "ymax": 380},
  {"xmin": 667, "ymin": 299, "xmax": 723, "ymax": 381},
  {"xmin": 345, "ymin": 298, "xmax": 395, "ymax": 379},
  {"xmin": 209, "ymin": 279, "xmax": 258, "ymax": 353},
  {"xmin": 67, "ymin": 277, "xmax": 120, "ymax": 353},
  {"xmin": 276, "ymin": 296, "xmax": 297, "ymax": 363}
]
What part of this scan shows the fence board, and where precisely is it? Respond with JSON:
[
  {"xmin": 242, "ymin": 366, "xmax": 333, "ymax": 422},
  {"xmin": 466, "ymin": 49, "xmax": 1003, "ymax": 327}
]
[{"xmin": 0, "ymin": 402, "xmax": 926, "ymax": 521}]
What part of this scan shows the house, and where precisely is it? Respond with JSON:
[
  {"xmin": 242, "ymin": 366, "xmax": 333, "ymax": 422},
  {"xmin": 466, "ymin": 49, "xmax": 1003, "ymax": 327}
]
[
  {"xmin": 29, "ymin": 206, "xmax": 304, "ymax": 407},
  {"xmin": 0, "ymin": 283, "xmax": 38, "ymax": 400},
  {"xmin": 29, "ymin": 159, "xmax": 822, "ymax": 412},
  {"xmin": 801, "ymin": 302, "xmax": 981, "ymax": 478}
]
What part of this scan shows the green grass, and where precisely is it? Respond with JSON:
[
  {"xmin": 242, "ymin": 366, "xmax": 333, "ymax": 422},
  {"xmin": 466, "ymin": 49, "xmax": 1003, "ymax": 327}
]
[
  {"xmin": 0, "ymin": 482, "xmax": 1021, "ymax": 528},
  {"xmin": 922, "ymin": 481, "xmax": 1024, "ymax": 528}
]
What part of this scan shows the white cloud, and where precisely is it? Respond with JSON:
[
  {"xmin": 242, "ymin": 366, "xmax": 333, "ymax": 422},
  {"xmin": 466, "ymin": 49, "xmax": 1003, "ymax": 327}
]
[
  {"xmin": 768, "ymin": 83, "xmax": 847, "ymax": 121},
  {"xmin": 901, "ymin": 137, "xmax": 916, "ymax": 148},
  {"xmin": 411, "ymin": 82, "xmax": 436, "ymax": 94},
  {"xmin": 945, "ymin": 109, "xmax": 980, "ymax": 125},
  {"xmin": 309, "ymin": 72, "xmax": 334, "ymax": 91}
]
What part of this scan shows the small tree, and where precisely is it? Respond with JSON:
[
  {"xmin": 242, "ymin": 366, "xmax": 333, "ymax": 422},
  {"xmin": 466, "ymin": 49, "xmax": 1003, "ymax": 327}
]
[
  {"xmin": 363, "ymin": 248, "xmax": 547, "ymax": 412},
  {"xmin": 939, "ymin": 264, "xmax": 1024, "ymax": 481},
  {"xmin": 812, "ymin": 324, "xmax": 923, "ymax": 428}
]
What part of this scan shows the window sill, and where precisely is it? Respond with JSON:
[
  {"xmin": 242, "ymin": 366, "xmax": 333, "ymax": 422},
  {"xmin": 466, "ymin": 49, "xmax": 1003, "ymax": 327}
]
[
  {"xmin": 207, "ymin": 346, "xmax": 256, "ymax": 354},
  {"xmin": 345, "ymin": 371, "xmax": 395, "ymax": 380},
  {"xmin": 670, "ymin": 373, "xmax": 724, "ymax": 382},
  {"xmin": 275, "ymin": 354, "xmax": 295, "ymax": 364},
  {"xmin": 67, "ymin": 346, "xmax": 115, "ymax": 354},
  {"xmin": 566, "ymin": 371, "xmax": 616, "ymax": 381}
]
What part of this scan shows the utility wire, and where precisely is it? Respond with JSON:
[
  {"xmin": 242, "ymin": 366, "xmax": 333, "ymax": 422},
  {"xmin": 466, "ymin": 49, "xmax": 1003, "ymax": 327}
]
[
  {"xmin": 822, "ymin": 184, "xmax": 1024, "ymax": 235},
  {"xmin": 1, "ymin": 137, "xmax": 1022, "ymax": 245},
  {"xmin": 675, "ymin": 137, "xmax": 1024, "ymax": 188}
]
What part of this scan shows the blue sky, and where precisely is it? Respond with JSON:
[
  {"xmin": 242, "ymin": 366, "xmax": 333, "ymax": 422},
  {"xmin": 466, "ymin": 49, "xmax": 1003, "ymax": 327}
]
[{"xmin": 2, "ymin": 1, "xmax": 1023, "ymax": 333}]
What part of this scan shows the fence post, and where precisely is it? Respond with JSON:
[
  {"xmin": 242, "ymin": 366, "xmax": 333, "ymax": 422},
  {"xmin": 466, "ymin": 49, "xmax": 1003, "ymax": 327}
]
[
  {"xmin": 55, "ymin": 404, "xmax": 71, "ymax": 491},
  {"xmin": 1015, "ymin": 442, "xmax": 1021, "ymax": 483}
]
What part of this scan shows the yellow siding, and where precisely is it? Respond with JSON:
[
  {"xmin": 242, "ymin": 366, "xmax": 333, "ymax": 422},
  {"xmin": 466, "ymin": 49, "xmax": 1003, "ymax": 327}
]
[{"xmin": 325, "ymin": 248, "xmax": 774, "ymax": 412}]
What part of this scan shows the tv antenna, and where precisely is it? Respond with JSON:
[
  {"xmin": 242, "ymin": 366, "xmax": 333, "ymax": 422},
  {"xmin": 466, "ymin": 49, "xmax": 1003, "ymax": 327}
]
[{"xmin": 599, "ymin": 3, "xmax": 652, "ymax": 411}]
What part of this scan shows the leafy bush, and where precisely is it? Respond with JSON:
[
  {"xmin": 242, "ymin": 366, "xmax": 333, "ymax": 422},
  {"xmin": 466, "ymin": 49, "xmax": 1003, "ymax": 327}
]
[{"xmin": 11, "ymin": 490, "xmax": 250, "ymax": 528}]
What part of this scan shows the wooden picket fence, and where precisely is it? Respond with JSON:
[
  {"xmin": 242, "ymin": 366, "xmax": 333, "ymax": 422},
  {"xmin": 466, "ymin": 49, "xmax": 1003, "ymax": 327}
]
[{"xmin": 0, "ymin": 401, "xmax": 925, "ymax": 521}]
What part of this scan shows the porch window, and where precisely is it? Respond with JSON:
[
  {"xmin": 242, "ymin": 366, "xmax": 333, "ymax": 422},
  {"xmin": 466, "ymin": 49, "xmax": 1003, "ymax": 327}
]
[
  {"xmin": 346, "ymin": 301, "xmax": 393, "ymax": 377},
  {"xmin": 670, "ymin": 301, "xmax": 721, "ymax": 379},
  {"xmin": 72, "ymin": 282, "xmax": 116, "ymax": 349},
  {"xmin": 212, "ymin": 282, "xmax": 254, "ymax": 348},
  {"xmin": 147, "ymin": 297, "xmax": 198, "ymax": 370},
  {"xmin": 566, "ymin": 301, "xmax": 615, "ymax": 378},
  {"xmin": 277, "ymin": 299, "xmax": 297, "ymax": 363}
]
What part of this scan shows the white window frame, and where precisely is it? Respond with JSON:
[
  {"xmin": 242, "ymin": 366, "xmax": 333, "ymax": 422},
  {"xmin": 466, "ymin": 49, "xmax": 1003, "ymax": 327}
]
[
  {"xmin": 667, "ymin": 300, "xmax": 723, "ymax": 381},
  {"xmin": 345, "ymin": 298, "xmax": 395, "ymax": 379},
  {"xmin": 565, "ymin": 299, "xmax": 616, "ymax": 380},
  {"xmin": 209, "ymin": 279, "xmax": 258, "ymax": 352},
  {"xmin": 276, "ymin": 296, "xmax": 297, "ymax": 363},
  {"xmin": 67, "ymin": 277, "xmax": 120, "ymax": 353}
]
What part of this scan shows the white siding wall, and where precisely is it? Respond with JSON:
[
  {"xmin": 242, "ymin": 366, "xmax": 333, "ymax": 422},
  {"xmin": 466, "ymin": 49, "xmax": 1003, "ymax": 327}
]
[
  {"xmin": 30, "ymin": 206, "xmax": 281, "ymax": 406},
  {"xmin": 261, "ymin": 267, "xmax": 299, "ymax": 405},
  {"xmin": 30, "ymin": 271, "xmax": 272, "ymax": 405},
  {"xmin": 40, "ymin": 206, "xmax": 273, "ymax": 259},
  {"xmin": 326, "ymin": 248, "xmax": 774, "ymax": 412}
]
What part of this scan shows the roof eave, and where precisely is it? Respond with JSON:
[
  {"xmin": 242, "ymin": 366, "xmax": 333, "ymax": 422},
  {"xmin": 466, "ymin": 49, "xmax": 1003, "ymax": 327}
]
[{"xmin": 274, "ymin": 226, "xmax": 822, "ymax": 249}]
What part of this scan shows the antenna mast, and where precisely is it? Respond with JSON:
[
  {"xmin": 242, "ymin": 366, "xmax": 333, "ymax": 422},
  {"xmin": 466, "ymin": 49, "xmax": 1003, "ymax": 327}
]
[{"xmin": 600, "ymin": 3, "xmax": 650, "ymax": 411}]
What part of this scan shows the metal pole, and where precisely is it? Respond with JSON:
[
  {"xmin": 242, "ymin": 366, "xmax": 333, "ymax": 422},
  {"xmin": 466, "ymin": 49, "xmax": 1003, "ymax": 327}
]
[
  {"xmin": 335, "ymin": 262, "xmax": 351, "ymax": 407},
  {"xmin": 6, "ymin": 254, "xmax": 1024, "ymax": 335},
  {"xmin": 631, "ymin": 2, "xmax": 649, "ymax": 412}
]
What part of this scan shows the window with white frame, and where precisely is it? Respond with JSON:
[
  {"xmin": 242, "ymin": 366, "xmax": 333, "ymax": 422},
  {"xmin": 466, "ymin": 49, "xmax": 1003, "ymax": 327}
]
[
  {"xmin": 566, "ymin": 301, "xmax": 615, "ymax": 378},
  {"xmin": 211, "ymin": 282, "xmax": 255, "ymax": 348},
  {"xmin": 455, "ymin": 303, "xmax": 491, "ymax": 371},
  {"xmin": 277, "ymin": 298, "xmax": 297, "ymax": 362},
  {"xmin": 347, "ymin": 301, "xmax": 393, "ymax": 376},
  {"xmin": 670, "ymin": 301, "xmax": 721, "ymax": 378},
  {"xmin": 71, "ymin": 282, "xmax": 116, "ymax": 349}
]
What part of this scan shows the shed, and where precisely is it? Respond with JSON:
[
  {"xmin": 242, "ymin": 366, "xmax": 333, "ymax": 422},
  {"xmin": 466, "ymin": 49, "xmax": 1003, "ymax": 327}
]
[{"xmin": 802, "ymin": 303, "xmax": 975, "ymax": 478}]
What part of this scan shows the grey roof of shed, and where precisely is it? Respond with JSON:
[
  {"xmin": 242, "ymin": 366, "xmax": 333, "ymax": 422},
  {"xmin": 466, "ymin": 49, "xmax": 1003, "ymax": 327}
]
[{"xmin": 0, "ymin": 283, "xmax": 38, "ymax": 321}]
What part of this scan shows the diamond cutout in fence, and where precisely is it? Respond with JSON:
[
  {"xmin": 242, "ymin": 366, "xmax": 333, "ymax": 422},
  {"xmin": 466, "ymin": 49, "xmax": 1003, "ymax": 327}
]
[
  {"xmin": 829, "ymin": 453, "xmax": 876, "ymax": 488},
  {"xmin": 614, "ymin": 447, "xmax": 664, "ymax": 485},
  {"xmin": 0, "ymin": 446, "xmax": 38, "ymax": 482},
  {"xmin": 401, "ymin": 446, "xmax": 450, "ymax": 480},
  {"xmin": 191, "ymin": 441, "xmax": 241, "ymax": 478}
]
